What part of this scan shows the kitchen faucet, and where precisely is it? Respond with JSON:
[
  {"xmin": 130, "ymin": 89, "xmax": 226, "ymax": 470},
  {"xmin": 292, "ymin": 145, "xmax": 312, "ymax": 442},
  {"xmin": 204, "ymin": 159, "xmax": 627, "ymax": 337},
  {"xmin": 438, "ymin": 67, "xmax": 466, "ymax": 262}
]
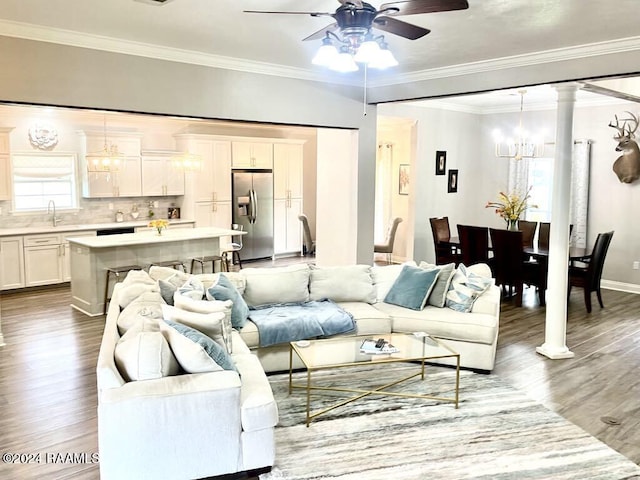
[{"xmin": 47, "ymin": 200, "xmax": 60, "ymax": 227}]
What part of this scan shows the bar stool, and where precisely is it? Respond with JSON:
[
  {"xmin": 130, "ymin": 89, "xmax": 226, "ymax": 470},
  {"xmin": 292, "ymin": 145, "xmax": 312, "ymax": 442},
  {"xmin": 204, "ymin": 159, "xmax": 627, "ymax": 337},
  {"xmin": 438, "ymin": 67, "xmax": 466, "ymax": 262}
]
[
  {"xmin": 221, "ymin": 225, "xmax": 244, "ymax": 272},
  {"xmin": 103, "ymin": 265, "xmax": 145, "ymax": 315},
  {"xmin": 149, "ymin": 260, "xmax": 187, "ymax": 272},
  {"xmin": 189, "ymin": 255, "xmax": 224, "ymax": 274}
]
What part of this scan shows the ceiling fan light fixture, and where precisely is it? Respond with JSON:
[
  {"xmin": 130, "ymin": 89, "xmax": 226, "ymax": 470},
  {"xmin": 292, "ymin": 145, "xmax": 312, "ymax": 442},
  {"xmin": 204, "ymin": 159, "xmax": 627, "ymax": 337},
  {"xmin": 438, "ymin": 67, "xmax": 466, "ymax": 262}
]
[
  {"xmin": 329, "ymin": 48, "xmax": 359, "ymax": 73},
  {"xmin": 312, "ymin": 37, "xmax": 339, "ymax": 66},
  {"xmin": 367, "ymin": 42, "xmax": 398, "ymax": 69},
  {"xmin": 353, "ymin": 33, "xmax": 380, "ymax": 63}
]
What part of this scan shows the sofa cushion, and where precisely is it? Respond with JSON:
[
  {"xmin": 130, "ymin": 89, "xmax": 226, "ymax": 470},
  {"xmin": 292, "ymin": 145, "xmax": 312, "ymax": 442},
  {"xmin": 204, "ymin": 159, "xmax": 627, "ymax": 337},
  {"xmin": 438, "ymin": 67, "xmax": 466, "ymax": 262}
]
[
  {"xmin": 241, "ymin": 264, "xmax": 310, "ymax": 307},
  {"xmin": 160, "ymin": 320, "xmax": 236, "ymax": 372},
  {"xmin": 371, "ymin": 262, "xmax": 417, "ymax": 303},
  {"xmin": 384, "ymin": 265, "xmax": 440, "ymax": 311},
  {"xmin": 115, "ymin": 319, "xmax": 179, "ymax": 381},
  {"xmin": 336, "ymin": 302, "xmax": 392, "ymax": 336},
  {"xmin": 373, "ymin": 302, "xmax": 498, "ymax": 346},
  {"xmin": 116, "ymin": 291, "xmax": 166, "ymax": 335},
  {"xmin": 445, "ymin": 264, "xmax": 493, "ymax": 313},
  {"xmin": 206, "ymin": 274, "xmax": 249, "ymax": 329},
  {"xmin": 308, "ymin": 265, "xmax": 376, "ymax": 303},
  {"xmin": 173, "ymin": 293, "xmax": 233, "ymax": 316},
  {"xmin": 419, "ymin": 262, "xmax": 457, "ymax": 308}
]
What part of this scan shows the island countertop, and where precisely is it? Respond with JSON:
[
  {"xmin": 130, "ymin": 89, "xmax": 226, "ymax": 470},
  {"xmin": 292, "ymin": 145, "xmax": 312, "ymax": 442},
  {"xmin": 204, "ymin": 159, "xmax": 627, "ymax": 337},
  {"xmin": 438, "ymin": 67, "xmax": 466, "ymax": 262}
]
[{"xmin": 67, "ymin": 226, "xmax": 244, "ymax": 249}]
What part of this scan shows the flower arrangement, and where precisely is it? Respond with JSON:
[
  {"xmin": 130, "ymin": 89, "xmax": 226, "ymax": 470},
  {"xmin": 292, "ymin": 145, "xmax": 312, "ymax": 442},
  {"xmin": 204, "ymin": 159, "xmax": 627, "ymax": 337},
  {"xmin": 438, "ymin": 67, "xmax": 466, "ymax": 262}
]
[
  {"xmin": 485, "ymin": 187, "xmax": 537, "ymax": 229},
  {"xmin": 148, "ymin": 219, "xmax": 169, "ymax": 235}
]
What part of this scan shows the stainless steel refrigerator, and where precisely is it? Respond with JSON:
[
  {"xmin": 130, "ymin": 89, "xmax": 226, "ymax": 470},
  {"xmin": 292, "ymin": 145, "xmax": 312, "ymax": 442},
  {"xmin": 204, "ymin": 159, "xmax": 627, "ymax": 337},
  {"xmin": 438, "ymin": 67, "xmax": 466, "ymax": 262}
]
[{"xmin": 232, "ymin": 169, "xmax": 274, "ymax": 261}]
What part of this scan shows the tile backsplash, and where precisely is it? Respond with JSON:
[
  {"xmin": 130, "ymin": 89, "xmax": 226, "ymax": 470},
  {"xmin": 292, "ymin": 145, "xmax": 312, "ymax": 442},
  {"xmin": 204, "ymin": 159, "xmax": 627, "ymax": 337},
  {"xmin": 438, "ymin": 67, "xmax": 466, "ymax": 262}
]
[{"xmin": 0, "ymin": 196, "xmax": 183, "ymax": 230}]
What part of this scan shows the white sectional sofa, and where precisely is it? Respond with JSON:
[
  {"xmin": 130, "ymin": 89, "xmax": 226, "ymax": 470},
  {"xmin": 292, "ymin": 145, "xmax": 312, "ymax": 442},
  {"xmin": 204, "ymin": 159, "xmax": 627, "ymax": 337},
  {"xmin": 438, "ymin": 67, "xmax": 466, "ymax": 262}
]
[
  {"xmin": 237, "ymin": 261, "xmax": 500, "ymax": 373},
  {"xmin": 96, "ymin": 260, "xmax": 500, "ymax": 479}
]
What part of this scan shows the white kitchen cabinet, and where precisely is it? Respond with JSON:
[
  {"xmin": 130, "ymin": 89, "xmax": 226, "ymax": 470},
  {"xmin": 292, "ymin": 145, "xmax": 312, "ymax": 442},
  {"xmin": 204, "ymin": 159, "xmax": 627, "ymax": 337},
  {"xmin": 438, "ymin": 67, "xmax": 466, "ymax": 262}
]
[
  {"xmin": 0, "ymin": 128, "xmax": 13, "ymax": 201},
  {"xmin": 0, "ymin": 236, "xmax": 25, "ymax": 290},
  {"xmin": 141, "ymin": 151, "xmax": 185, "ymax": 196},
  {"xmin": 175, "ymin": 135, "xmax": 232, "ymax": 224},
  {"xmin": 273, "ymin": 142, "xmax": 304, "ymax": 255},
  {"xmin": 24, "ymin": 234, "xmax": 64, "ymax": 286},
  {"xmin": 274, "ymin": 197, "xmax": 302, "ymax": 255},
  {"xmin": 79, "ymin": 131, "xmax": 143, "ymax": 198},
  {"xmin": 194, "ymin": 201, "xmax": 232, "ymax": 230},
  {"xmin": 274, "ymin": 143, "xmax": 303, "ymax": 199},
  {"xmin": 232, "ymin": 141, "xmax": 273, "ymax": 169}
]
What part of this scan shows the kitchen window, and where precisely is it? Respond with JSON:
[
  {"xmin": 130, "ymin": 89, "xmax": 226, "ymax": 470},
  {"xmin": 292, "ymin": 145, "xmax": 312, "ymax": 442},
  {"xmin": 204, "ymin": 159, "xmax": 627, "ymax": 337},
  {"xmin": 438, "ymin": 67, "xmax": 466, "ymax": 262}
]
[{"xmin": 12, "ymin": 153, "xmax": 78, "ymax": 212}]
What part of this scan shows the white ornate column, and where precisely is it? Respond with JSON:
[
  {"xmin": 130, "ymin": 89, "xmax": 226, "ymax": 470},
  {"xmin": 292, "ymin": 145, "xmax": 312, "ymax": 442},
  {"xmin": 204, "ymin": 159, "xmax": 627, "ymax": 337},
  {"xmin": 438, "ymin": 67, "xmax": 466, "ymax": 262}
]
[{"xmin": 536, "ymin": 83, "xmax": 580, "ymax": 360}]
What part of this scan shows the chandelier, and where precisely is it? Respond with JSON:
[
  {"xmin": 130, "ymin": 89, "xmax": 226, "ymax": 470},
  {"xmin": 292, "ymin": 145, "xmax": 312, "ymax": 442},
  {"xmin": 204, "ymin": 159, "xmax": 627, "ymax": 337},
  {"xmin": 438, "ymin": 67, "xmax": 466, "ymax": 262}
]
[
  {"xmin": 493, "ymin": 90, "xmax": 545, "ymax": 160},
  {"xmin": 86, "ymin": 115, "xmax": 124, "ymax": 173},
  {"xmin": 312, "ymin": 30, "xmax": 398, "ymax": 73}
]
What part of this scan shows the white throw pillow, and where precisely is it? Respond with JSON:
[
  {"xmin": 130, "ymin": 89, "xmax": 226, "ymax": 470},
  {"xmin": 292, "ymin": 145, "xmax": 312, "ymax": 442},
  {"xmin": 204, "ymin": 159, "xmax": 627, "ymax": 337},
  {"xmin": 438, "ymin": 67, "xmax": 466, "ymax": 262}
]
[
  {"xmin": 148, "ymin": 265, "xmax": 190, "ymax": 285},
  {"xmin": 116, "ymin": 291, "xmax": 166, "ymax": 335},
  {"xmin": 173, "ymin": 293, "xmax": 232, "ymax": 315},
  {"xmin": 122, "ymin": 269, "xmax": 156, "ymax": 286},
  {"xmin": 161, "ymin": 303, "xmax": 228, "ymax": 341},
  {"xmin": 159, "ymin": 320, "xmax": 236, "ymax": 373},
  {"xmin": 445, "ymin": 264, "xmax": 493, "ymax": 313},
  {"xmin": 371, "ymin": 261, "xmax": 418, "ymax": 303},
  {"xmin": 193, "ymin": 272, "xmax": 246, "ymax": 295},
  {"xmin": 117, "ymin": 283, "xmax": 160, "ymax": 309},
  {"xmin": 115, "ymin": 319, "xmax": 179, "ymax": 381},
  {"xmin": 241, "ymin": 264, "xmax": 310, "ymax": 307},
  {"xmin": 419, "ymin": 262, "xmax": 457, "ymax": 308},
  {"xmin": 309, "ymin": 265, "xmax": 376, "ymax": 303}
]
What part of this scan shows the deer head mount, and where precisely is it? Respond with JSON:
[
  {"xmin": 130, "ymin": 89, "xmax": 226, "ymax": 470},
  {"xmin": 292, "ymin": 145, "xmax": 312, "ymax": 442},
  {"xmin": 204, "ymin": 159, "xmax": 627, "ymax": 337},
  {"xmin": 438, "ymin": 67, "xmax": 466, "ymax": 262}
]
[{"xmin": 609, "ymin": 111, "xmax": 640, "ymax": 184}]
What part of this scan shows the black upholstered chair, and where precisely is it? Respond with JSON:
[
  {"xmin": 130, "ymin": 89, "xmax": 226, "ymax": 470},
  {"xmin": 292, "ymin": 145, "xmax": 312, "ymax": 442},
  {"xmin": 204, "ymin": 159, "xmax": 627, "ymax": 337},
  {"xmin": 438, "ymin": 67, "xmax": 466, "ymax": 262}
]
[
  {"xmin": 429, "ymin": 216, "xmax": 461, "ymax": 265},
  {"xmin": 568, "ymin": 231, "xmax": 614, "ymax": 313},
  {"xmin": 456, "ymin": 224, "xmax": 489, "ymax": 266}
]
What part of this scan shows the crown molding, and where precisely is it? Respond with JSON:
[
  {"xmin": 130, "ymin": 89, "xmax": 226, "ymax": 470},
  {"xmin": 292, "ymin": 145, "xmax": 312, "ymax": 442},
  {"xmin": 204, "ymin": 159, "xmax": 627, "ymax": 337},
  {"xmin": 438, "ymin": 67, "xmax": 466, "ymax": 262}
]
[
  {"xmin": 0, "ymin": 19, "xmax": 357, "ymax": 85},
  {"xmin": 369, "ymin": 36, "xmax": 640, "ymax": 88},
  {"xmin": 2, "ymin": 18, "xmax": 640, "ymax": 93}
]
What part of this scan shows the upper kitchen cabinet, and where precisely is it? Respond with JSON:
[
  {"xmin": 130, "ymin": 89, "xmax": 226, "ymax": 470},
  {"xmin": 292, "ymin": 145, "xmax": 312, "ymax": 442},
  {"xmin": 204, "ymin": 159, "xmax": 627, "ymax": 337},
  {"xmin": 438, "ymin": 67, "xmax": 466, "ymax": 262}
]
[
  {"xmin": 175, "ymin": 135, "xmax": 232, "ymax": 226},
  {"xmin": 78, "ymin": 131, "xmax": 143, "ymax": 198},
  {"xmin": 141, "ymin": 150, "xmax": 185, "ymax": 196},
  {"xmin": 232, "ymin": 141, "xmax": 273, "ymax": 169},
  {"xmin": 0, "ymin": 128, "xmax": 13, "ymax": 201},
  {"xmin": 274, "ymin": 142, "xmax": 304, "ymax": 200}
]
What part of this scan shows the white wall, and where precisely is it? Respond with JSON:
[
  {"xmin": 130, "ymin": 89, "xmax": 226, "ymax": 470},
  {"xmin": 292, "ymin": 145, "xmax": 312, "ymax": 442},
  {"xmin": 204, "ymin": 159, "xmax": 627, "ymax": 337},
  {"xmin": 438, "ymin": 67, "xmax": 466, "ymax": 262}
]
[{"xmin": 316, "ymin": 128, "xmax": 359, "ymax": 265}]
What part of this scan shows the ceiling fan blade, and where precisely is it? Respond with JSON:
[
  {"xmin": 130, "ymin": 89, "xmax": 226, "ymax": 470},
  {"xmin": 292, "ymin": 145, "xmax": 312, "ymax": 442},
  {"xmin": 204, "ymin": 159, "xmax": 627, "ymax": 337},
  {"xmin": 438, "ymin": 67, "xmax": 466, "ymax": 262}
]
[
  {"xmin": 373, "ymin": 16, "xmax": 430, "ymax": 40},
  {"xmin": 303, "ymin": 23, "xmax": 339, "ymax": 41},
  {"xmin": 243, "ymin": 10, "xmax": 334, "ymax": 18},
  {"xmin": 379, "ymin": 0, "xmax": 469, "ymax": 16}
]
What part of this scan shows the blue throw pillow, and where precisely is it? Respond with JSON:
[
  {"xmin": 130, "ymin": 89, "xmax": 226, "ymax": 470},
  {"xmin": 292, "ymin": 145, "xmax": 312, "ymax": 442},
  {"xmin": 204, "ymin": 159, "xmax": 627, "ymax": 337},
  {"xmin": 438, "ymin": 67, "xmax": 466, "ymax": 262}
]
[
  {"xmin": 206, "ymin": 274, "xmax": 249, "ymax": 329},
  {"xmin": 163, "ymin": 320, "xmax": 236, "ymax": 372},
  {"xmin": 384, "ymin": 265, "xmax": 440, "ymax": 311}
]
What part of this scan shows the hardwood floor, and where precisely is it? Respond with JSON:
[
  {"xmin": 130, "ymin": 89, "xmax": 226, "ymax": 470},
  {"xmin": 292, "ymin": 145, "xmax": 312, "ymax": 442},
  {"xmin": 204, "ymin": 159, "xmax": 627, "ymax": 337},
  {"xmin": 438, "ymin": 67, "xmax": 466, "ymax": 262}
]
[{"xmin": 0, "ymin": 265, "xmax": 638, "ymax": 479}]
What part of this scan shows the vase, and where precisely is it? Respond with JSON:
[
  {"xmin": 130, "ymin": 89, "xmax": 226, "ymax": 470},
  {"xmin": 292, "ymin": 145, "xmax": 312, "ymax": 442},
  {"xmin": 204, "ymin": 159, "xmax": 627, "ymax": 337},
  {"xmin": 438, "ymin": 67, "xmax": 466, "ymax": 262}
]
[
  {"xmin": 156, "ymin": 227, "xmax": 163, "ymax": 236},
  {"xmin": 506, "ymin": 219, "xmax": 519, "ymax": 231}
]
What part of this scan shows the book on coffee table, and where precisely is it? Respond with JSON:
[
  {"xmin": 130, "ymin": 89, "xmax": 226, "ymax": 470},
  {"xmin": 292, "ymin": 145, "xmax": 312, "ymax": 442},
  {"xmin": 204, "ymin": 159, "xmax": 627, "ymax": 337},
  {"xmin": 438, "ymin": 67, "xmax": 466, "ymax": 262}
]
[{"xmin": 360, "ymin": 338, "xmax": 399, "ymax": 355}]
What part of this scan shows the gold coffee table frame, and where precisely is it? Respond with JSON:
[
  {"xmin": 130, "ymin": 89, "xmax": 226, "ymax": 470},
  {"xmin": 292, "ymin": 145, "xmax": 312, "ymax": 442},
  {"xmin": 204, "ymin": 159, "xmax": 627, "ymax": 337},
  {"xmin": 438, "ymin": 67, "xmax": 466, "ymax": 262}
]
[{"xmin": 289, "ymin": 333, "xmax": 460, "ymax": 426}]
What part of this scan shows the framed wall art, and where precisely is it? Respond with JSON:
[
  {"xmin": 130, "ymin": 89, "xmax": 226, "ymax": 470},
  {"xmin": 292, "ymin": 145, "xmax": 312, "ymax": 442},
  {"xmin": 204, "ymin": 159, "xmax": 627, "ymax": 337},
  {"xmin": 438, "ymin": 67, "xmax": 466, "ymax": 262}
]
[
  {"xmin": 435, "ymin": 150, "xmax": 447, "ymax": 175},
  {"xmin": 448, "ymin": 169, "xmax": 459, "ymax": 193},
  {"xmin": 399, "ymin": 164, "xmax": 410, "ymax": 195}
]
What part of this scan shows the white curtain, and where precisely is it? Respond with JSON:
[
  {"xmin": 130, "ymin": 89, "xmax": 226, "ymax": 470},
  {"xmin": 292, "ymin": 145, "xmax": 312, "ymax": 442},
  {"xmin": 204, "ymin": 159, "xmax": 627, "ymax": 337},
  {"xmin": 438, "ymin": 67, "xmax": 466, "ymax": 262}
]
[
  {"xmin": 569, "ymin": 140, "xmax": 591, "ymax": 248},
  {"xmin": 507, "ymin": 140, "xmax": 591, "ymax": 248},
  {"xmin": 375, "ymin": 143, "xmax": 393, "ymax": 243}
]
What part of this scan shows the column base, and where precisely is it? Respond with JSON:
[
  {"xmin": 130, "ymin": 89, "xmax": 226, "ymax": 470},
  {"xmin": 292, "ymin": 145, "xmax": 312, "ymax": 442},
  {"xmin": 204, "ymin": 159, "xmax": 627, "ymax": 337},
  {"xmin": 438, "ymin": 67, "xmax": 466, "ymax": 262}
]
[{"xmin": 536, "ymin": 344, "xmax": 575, "ymax": 359}]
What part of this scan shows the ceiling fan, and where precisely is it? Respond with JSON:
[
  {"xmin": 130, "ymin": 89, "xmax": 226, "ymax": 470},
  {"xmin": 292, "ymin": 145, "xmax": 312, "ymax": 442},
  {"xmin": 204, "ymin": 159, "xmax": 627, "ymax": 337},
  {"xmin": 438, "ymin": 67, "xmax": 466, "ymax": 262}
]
[{"xmin": 244, "ymin": 0, "xmax": 469, "ymax": 42}]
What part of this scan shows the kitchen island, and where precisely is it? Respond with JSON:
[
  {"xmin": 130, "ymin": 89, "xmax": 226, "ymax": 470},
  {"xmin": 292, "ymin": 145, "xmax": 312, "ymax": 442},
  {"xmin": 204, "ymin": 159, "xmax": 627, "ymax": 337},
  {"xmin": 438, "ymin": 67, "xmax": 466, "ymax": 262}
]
[{"xmin": 68, "ymin": 227, "xmax": 243, "ymax": 316}]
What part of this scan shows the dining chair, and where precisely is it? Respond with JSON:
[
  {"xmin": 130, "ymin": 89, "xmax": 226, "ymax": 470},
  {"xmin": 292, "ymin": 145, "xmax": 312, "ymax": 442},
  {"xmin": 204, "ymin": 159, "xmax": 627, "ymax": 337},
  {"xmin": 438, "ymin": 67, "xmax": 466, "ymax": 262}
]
[
  {"xmin": 429, "ymin": 217, "xmax": 461, "ymax": 265},
  {"xmin": 539, "ymin": 222, "xmax": 574, "ymax": 250},
  {"xmin": 518, "ymin": 220, "xmax": 537, "ymax": 248},
  {"xmin": 220, "ymin": 224, "xmax": 244, "ymax": 272},
  {"xmin": 489, "ymin": 228, "xmax": 527, "ymax": 306},
  {"xmin": 456, "ymin": 224, "xmax": 489, "ymax": 266},
  {"xmin": 374, "ymin": 217, "xmax": 403, "ymax": 264},
  {"xmin": 298, "ymin": 214, "xmax": 316, "ymax": 256},
  {"xmin": 568, "ymin": 231, "xmax": 614, "ymax": 313}
]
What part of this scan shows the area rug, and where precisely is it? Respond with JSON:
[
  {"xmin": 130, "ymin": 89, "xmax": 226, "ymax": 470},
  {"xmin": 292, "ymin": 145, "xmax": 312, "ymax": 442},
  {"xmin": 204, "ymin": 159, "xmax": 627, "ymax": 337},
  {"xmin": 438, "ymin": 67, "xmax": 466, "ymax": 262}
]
[{"xmin": 261, "ymin": 365, "xmax": 640, "ymax": 480}]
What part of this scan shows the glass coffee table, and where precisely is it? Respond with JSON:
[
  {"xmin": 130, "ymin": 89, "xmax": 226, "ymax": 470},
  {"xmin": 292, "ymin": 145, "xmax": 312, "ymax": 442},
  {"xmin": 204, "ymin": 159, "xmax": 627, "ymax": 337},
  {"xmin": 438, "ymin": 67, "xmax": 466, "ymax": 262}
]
[{"xmin": 289, "ymin": 332, "xmax": 460, "ymax": 426}]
